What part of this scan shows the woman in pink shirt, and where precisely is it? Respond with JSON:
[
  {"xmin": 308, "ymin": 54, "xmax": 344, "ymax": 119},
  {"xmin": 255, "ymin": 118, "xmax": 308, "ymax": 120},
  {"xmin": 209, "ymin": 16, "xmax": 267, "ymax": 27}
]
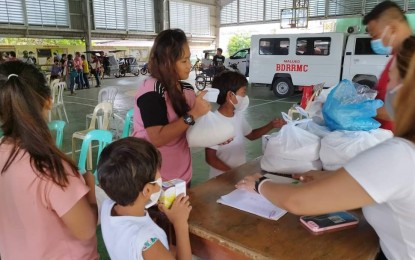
[
  {"xmin": 133, "ymin": 29, "xmax": 211, "ymax": 185},
  {"xmin": 0, "ymin": 61, "xmax": 98, "ymax": 259}
]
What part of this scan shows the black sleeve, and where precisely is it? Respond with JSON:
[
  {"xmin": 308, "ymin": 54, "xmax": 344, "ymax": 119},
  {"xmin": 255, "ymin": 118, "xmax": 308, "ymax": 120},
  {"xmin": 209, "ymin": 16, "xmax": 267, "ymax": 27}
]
[{"xmin": 137, "ymin": 92, "xmax": 169, "ymax": 128}]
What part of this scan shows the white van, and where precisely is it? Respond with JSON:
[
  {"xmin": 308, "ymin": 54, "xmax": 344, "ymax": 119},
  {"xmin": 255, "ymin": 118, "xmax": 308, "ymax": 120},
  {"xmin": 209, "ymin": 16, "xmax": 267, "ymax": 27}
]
[
  {"xmin": 245, "ymin": 33, "xmax": 390, "ymax": 97},
  {"xmin": 227, "ymin": 48, "xmax": 250, "ymax": 76}
]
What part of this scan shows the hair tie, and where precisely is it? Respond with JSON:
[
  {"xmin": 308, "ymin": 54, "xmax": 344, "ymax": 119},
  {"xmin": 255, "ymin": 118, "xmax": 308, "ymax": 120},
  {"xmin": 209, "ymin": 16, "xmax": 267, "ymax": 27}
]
[{"xmin": 7, "ymin": 74, "xmax": 18, "ymax": 80}]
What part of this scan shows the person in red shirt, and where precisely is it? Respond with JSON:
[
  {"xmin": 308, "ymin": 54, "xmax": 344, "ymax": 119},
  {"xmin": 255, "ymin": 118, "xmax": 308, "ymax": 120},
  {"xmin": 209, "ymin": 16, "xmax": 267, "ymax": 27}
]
[{"xmin": 363, "ymin": 1, "xmax": 413, "ymax": 131}]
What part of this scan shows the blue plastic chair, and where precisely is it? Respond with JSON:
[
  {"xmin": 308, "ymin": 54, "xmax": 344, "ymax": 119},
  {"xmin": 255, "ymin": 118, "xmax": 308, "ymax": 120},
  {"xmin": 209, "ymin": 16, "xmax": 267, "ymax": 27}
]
[
  {"xmin": 77, "ymin": 129, "xmax": 112, "ymax": 183},
  {"xmin": 47, "ymin": 120, "xmax": 66, "ymax": 149},
  {"xmin": 121, "ymin": 109, "xmax": 134, "ymax": 138}
]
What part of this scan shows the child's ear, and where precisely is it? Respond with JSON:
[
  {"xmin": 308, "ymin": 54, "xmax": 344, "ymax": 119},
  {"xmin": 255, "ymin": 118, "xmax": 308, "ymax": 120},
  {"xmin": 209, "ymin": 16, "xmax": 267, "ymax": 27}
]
[
  {"xmin": 226, "ymin": 90, "xmax": 234, "ymax": 99},
  {"xmin": 142, "ymin": 184, "xmax": 152, "ymax": 198}
]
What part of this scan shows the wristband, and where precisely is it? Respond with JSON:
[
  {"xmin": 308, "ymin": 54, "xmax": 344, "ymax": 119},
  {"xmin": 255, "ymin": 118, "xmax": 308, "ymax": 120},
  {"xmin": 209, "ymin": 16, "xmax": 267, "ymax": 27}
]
[{"xmin": 254, "ymin": 176, "xmax": 269, "ymax": 194}]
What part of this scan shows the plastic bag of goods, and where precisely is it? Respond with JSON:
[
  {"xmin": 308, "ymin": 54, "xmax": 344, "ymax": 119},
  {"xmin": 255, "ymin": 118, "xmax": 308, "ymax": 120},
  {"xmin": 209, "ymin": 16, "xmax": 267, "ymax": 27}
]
[
  {"xmin": 187, "ymin": 111, "xmax": 235, "ymax": 147},
  {"xmin": 261, "ymin": 113, "xmax": 322, "ymax": 174},
  {"xmin": 322, "ymin": 80, "xmax": 383, "ymax": 131},
  {"xmin": 293, "ymin": 107, "xmax": 331, "ymax": 138},
  {"xmin": 320, "ymin": 129, "xmax": 393, "ymax": 171}
]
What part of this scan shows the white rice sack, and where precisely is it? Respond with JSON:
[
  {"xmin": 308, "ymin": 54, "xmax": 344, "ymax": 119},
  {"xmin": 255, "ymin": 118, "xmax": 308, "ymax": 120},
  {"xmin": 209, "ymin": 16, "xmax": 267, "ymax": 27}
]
[
  {"xmin": 264, "ymin": 123, "xmax": 321, "ymax": 161},
  {"xmin": 187, "ymin": 111, "xmax": 235, "ymax": 147},
  {"xmin": 371, "ymin": 128, "xmax": 394, "ymax": 142},
  {"xmin": 261, "ymin": 156, "xmax": 322, "ymax": 174},
  {"xmin": 297, "ymin": 119, "xmax": 331, "ymax": 138},
  {"xmin": 320, "ymin": 129, "xmax": 393, "ymax": 170}
]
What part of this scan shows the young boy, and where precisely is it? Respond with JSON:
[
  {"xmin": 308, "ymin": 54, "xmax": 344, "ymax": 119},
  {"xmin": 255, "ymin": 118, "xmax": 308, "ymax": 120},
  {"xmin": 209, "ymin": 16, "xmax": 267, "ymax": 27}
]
[
  {"xmin": 205, "ymin": 71, "xmax": 286, "ymax": 178},
  {"xmin": 98, "ymin": 137, "xmax": 192, "ymax": 260}
]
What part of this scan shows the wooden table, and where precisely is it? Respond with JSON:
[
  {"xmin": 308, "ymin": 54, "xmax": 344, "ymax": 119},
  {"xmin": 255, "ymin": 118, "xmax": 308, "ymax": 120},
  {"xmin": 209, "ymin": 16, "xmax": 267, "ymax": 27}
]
[{"xmin": 188, "ymin": 158, "xmax": 379, "ymax": 260}]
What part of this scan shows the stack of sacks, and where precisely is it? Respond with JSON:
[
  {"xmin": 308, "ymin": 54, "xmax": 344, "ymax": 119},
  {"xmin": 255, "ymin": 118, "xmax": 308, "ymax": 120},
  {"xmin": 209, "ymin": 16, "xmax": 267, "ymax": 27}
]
[
  {"xmin": 187, "ymin": 111, "xmax": 235, "ymax": 147},
  {"xmin": 320, "ymin": 129, "xmax": 393, "ymax": 171},
  {"xmin": 261, "ymin": 113, "xmax": 322, "ymax": 174},
  {"xmin": 297, "ymin": 120, "xmax": 331, "ymax": 138}
]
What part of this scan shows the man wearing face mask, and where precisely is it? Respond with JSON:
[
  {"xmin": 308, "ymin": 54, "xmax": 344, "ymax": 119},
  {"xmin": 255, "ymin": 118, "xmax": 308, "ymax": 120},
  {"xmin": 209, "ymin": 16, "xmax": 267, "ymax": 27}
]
[
  {"xmin": 205, "ymin": 71, "xmax": 286, "ymax": 179},
  {"xmin": 363, "ymin": 1, "xmax": 413, "ymax": 131}
]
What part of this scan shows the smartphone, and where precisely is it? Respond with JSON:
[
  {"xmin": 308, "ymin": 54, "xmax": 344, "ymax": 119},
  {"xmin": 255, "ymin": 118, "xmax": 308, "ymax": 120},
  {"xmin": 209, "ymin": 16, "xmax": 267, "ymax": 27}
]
[{"xmin": 300, "ymin": 211, "xmax": 359, "ymax": 234}]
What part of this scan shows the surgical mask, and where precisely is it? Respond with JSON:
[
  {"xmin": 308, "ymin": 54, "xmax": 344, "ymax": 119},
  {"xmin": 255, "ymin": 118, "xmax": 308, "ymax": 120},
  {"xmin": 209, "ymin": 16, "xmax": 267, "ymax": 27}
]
[
  {"xmin": 231, "ymin": 93, "xmax": 250, "ymax": 112},
  {"xmin": 384, "ymin": 83, "xmax": 403, "ymax": 120},
  {"xmin": 145, "ymin": 177, "xmax": 162, "ymax": 209},
  {"xmin": 370, "ymin": 27, "xmax": 394, "ymax": 55}
]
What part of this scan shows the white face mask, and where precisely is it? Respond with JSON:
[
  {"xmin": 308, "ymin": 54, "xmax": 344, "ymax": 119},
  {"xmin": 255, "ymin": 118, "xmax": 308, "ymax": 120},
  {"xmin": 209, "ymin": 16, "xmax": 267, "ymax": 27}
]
[
  {"xmin": 231, "ymin": 93, "xmax": 250, "ymax": 112},
  {"xmin": 145, "ymin": 177, "xmax": 162, "ymax": 209}
]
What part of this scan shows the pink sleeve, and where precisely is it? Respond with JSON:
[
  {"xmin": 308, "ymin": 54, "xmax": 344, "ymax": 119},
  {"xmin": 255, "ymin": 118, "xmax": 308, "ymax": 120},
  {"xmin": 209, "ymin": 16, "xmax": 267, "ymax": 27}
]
[{"xmin": 47, "ymin": 173, "xmax": 90, "ymax": 217}]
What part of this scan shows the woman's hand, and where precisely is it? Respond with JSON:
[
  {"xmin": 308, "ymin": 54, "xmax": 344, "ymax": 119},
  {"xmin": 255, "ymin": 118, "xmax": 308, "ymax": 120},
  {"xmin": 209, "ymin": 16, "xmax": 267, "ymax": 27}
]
[
  {"xmin": 235, "ymin": 172, "xmax": 262, "ymax": 193},
  {"xmin": 189, "ymin": 91, "xmax": 211, "ymax": 120},
  {"xmin": 292, "ymin": 170, "xmax": 328, "ymax": 183}
]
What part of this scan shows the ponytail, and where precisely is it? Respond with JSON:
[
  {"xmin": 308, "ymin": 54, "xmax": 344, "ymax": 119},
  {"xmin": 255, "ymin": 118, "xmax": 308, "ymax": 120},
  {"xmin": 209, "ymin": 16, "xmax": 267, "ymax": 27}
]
[{"xmin": 0, "ymin": 61, "xmax": 78, "ymax": 188}]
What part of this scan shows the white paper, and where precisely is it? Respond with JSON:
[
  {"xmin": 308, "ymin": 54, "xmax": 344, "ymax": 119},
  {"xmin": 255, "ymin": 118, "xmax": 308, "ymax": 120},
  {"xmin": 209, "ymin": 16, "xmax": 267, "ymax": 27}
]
[{"xmin": 217, "ymin": 189, "xmax": 287, "ymax": 221}]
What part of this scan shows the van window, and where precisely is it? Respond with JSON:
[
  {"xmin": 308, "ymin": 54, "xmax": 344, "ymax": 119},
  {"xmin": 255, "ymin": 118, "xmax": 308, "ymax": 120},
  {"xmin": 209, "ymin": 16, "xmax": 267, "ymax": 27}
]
[
  {"xmin": 259, "ymin": 38, "xmax": 289, "ymax": 55},
  {"xmin": 230, "ymin": 49, "xmax": 249, "ymax": 59},
  {"xmin": 296, "ymin": 37, "xmax": 331, "ymax": 56},
  {"xmin": 354, "ymin": 38, "xmax": 376, "ymax": 55}
]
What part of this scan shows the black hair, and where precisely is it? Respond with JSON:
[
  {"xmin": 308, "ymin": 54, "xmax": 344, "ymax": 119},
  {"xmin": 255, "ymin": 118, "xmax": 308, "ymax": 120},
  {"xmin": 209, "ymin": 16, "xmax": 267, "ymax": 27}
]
[
  {"xmin": 9, "ymin": 51, "xmax": 16, "ymax": 58},
  {"xmin": 97, "ymin": 137, "xmax": 162, "ymax": 206},
  {"xmin": 217, "ymin": 48, "xmax": 223, "ymax": 53},
  {"xmin": 0, "ymin": 61, "xmax": 78, "ymax": 187},
  {"xmin": 212, "ymin": 70, "xmax": 248, "ymax": 105},
  {"xmin": 363, "ymin": 0, "xmax": 405, "ymax": 25},
  {"xmin": 148, "ymin": 29, "xmax": 190, "ymax": 117}
]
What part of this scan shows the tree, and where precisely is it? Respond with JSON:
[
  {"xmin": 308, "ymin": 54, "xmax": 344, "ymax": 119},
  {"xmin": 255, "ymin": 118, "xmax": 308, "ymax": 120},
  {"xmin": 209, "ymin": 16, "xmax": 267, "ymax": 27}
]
[
  {"xmin": 0, "ymin": 38, "xmax": 84, "ymax": 46},
  {"xmin": 227, "ymin": 33, "xmax": 251, "ymax": 55}
]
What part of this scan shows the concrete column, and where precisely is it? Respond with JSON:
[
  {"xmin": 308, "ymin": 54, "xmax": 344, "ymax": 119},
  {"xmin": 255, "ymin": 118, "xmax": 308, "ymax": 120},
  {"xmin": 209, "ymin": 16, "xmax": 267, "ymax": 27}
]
[{"xmin": 84, "ymin": 0, "xmax": 92, "ymax": 52}]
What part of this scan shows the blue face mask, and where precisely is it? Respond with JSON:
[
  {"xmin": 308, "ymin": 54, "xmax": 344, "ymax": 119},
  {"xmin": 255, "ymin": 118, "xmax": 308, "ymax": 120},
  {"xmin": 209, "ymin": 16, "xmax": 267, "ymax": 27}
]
[
  {"xmin": 370, "ymin": 39, "xmax": 392, "ymax": 55},
  {"xmin": 370, "ymin": 26, "xmax": 394, "ymax": 55}
]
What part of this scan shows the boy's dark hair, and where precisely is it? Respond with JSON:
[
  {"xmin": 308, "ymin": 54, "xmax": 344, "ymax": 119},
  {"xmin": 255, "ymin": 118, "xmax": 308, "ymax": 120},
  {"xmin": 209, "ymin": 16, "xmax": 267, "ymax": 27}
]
[
  {"xmin": 217, "ymin": 48, "xmax": 223, "ymax": 53},
  {"xmin": 363, "ymin": 0, "xmax": 405, "ymax": 25},
  {"xmin": 97, "ymin": 137, "xmax": 162, "ymax": 206},
  {"xmin": 212, "ymin": 70, "xmax": 248, "ymax": 105},
  {"xmin": 9, "ymin": 51, "xmax": 16, "ymax": 58}
]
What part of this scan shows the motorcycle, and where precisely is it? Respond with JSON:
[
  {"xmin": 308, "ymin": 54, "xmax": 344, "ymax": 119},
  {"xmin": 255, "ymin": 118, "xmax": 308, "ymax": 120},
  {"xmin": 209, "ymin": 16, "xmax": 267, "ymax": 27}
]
[{"xmin": 140, "ymin": 63, "xmax": 148, "ymax": 75}]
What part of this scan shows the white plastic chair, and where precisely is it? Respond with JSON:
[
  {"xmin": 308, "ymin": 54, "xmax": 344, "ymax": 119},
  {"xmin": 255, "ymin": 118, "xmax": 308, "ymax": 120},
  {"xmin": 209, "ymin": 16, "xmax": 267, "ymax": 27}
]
[
  {"xmin": 72, "ymin": 102, "xmax": 113, "ymax": 171},
  {"xmin": 50, "ymin": 78, "xmax": 60, "ymax": 89},
  {"xmin": 45, "ymin": 74, "xmax": 51, "ymax": 86},
  {"xmin": 86, "ymin": 86, "xmax": 118, "ymax": 129},
  {"xmin": 49, "ymin": 81, "xmax": 69, "ymax": 123}
]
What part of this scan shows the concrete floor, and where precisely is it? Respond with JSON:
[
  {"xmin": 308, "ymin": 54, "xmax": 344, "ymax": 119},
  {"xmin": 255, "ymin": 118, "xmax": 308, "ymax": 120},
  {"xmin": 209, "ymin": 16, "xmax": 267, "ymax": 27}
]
[{"xmin": 57, "ymin": 71, "xmax": 301, "ymax": 187}]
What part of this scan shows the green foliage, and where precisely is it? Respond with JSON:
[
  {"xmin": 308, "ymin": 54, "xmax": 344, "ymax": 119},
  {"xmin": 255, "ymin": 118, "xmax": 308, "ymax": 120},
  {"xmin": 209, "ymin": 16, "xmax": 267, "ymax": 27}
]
[
  {"xmin": 0, "ymin": 38, "xmax": 84, "ymax": 46},
  {"xmin": 227, "ymin": 33, "xmax": 251, "ymax": 55}
]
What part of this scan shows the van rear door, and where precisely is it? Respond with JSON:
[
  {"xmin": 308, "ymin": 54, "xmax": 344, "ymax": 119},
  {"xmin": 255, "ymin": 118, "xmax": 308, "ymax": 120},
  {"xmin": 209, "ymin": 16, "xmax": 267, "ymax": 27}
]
[
  {"xmin": 227, "ymin": 48, "xmax": 249, "ymax": 76},
  {"xmin": 342, "ymin": 35, "xmax": 391, "ymax": 88}
]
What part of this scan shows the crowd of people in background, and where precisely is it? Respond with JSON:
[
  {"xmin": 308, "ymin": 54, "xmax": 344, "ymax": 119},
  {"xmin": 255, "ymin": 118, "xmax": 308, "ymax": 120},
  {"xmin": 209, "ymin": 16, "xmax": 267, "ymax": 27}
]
[
  {"xmin": 0, "ymin": 50, "xmax": 103, "ymax": 93},
  {"xmin": 1, "ymin": 1, "xmax": 415, "ymax": 259}
]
